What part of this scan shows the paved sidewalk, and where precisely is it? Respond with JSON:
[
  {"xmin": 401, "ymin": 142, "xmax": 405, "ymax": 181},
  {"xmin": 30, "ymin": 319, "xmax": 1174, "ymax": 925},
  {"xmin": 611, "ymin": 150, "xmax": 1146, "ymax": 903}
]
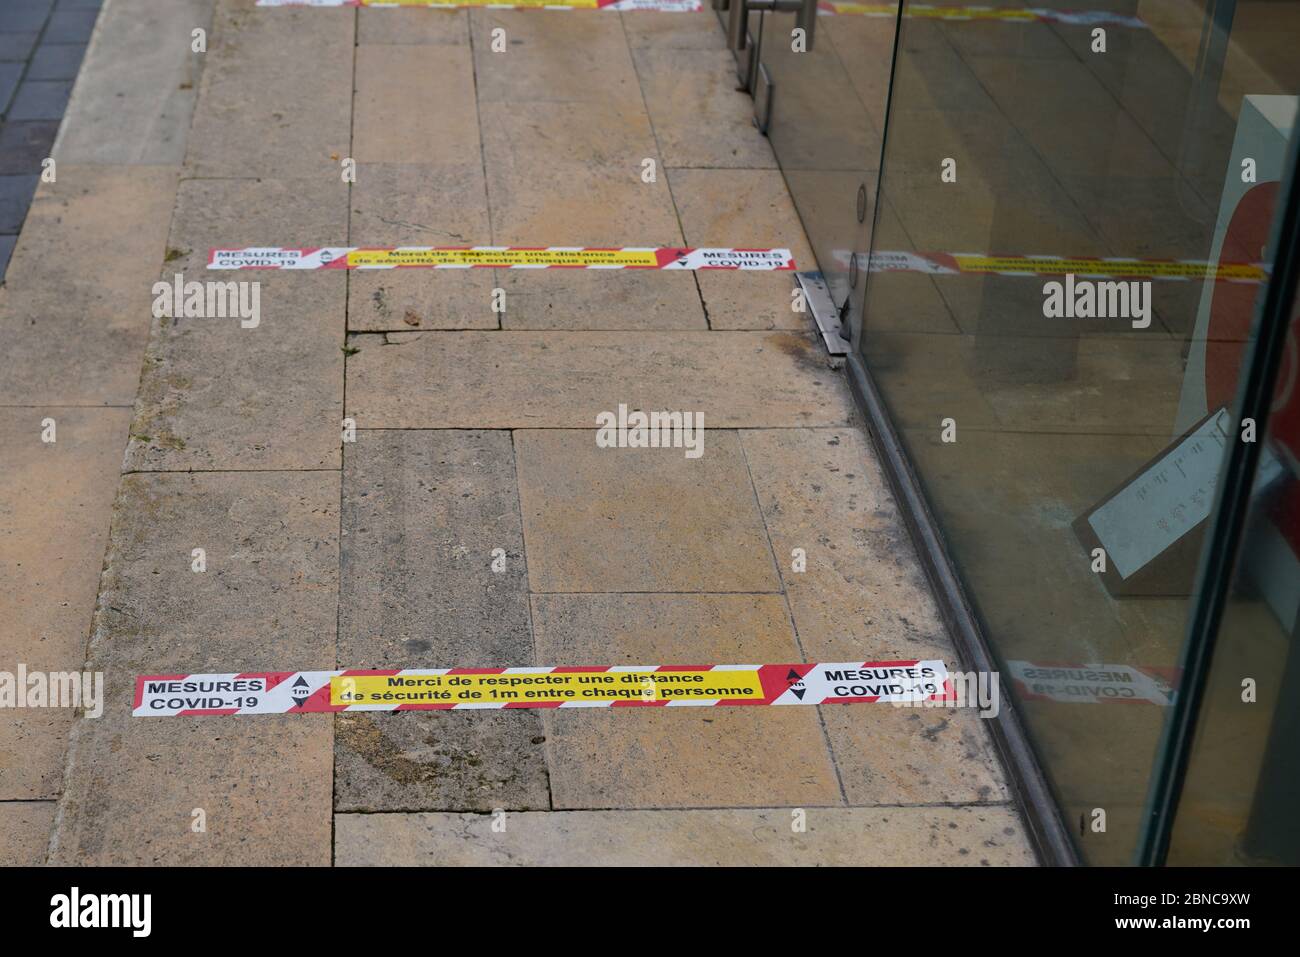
[
  {"xmin": 0, "ymin": 0, "xmax": 99, "ymax": 279},
  {"xmin": 2, "ymin": 0, "xmax": 1032, "ymax": 865},
  {"xmin": 0, "ymin": 0, "xmax": 209, "ymax": 866}
]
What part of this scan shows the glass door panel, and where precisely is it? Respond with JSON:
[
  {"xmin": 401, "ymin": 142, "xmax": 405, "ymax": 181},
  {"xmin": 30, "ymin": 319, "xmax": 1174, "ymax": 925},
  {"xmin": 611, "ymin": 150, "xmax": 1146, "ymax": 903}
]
[{"xmin": 856, "ymin": 0, "xmax": 1300, "ymax": 864}]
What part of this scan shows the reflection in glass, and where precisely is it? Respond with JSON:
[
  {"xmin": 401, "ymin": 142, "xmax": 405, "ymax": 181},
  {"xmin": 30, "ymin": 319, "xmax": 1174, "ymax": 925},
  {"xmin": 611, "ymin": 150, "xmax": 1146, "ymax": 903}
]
[{"xmin": 857, "ymin": 1, "xmax": 1300, "ymax": 862}]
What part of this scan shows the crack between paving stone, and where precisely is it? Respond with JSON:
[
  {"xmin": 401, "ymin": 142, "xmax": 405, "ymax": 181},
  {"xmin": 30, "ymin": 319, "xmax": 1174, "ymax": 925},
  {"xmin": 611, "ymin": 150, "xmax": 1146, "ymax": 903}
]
[
  {"xmin": 332, "ymin": 2, "xmax": 362, "ymax": 869},
  {"xmin": 507, "ymin": 428, "xmax": 554, "ymax": 811},
  {"xmin": 620, "ymin": 11, "xmax": 712, "ymax": 331},
  {"xmin": 465, "ymin": 10, "xmax": 500, "ymax": 331},
  {"xmin": 738, "ymin": 430, "xmax": 852, "ymax": 807}
]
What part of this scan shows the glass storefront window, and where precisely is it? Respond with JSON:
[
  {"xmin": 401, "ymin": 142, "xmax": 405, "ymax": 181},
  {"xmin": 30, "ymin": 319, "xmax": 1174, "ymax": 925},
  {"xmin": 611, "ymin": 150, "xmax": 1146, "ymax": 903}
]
[{"xmin": 857, "ymin": 1, "xmax": 1300, "ymax": 863}]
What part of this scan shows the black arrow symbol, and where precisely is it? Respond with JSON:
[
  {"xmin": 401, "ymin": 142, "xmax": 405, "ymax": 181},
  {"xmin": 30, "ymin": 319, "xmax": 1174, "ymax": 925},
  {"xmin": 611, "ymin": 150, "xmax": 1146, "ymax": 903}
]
[
  {"xmin": 790, "ymin": 687, "xmax": 806, "ymax": 700},
  {"xmin": 786, "ymin": 669, "xmax": 801, "ymax": 683},
  {"xmin": 290, "ymin": 675, "xmax": 310, "ymax": 707}
]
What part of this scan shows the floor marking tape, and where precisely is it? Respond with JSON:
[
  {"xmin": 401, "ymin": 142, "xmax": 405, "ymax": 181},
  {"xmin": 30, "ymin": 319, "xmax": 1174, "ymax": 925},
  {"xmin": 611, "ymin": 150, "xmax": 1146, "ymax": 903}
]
[
  {"xmin": 206, "ymin": 246, "xmax": 796, "ymax": 271},
  {"xmin": 134, "ymin": 660, "xmax": 951, "ymax": 716},
  {"xmin": 866, "ymin": 250, "xmax": 1268, "ymax": 283},
  {"xmin": 255, "ymin": 0, "xmax": 1149, "ymax": 26}
]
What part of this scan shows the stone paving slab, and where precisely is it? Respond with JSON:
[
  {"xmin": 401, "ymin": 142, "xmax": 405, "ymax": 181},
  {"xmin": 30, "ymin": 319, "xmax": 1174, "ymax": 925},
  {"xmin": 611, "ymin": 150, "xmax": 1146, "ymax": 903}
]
[
  {"xmin": 820, "ymin": 705, "xmax": 1008, "ymax": 805},
  {"xmin": 470, "ymin": 11, "xmax": 642, "ymax": 106},
  {"xmin": 347, "ymin": 164, "xmax": 495, "ymax": 331},
  {"xmin": 79, "ymin": 471, "xmax": 339, "ymax": 675},
  {"xmin": 0, "ymin": 76, "xmax": 28, "ymax": 110},
  {"xmin": 353, "ymin": 45, "xmax": 479, "ymax": 167},
  {"xmin": 0, "ymin": 36, "xmax": 38, "ymax": 63},
  {"xmin": 125, "ymin": 177, "xmax": 346, "ymax": 471},
  {"xmin": 0, "ymin": 801, "xmax": 55, "ymax": 865},
  {"xmin": 480, "ymin": 99, "xmax": 682, "ymax": 246},
  {"xmin": 739, "ymin": 428, "xmax": 1009, "ymax": 804},
  {"xmin": 358, "ymin": 7, "xmax": 467, "ymax": 45},
  {"xmin": 8, "ymin": 79, "xmax": 72, "ymax": 121},
  {"xmin": 451, "ymin": 15, "xmax": 691, "ymax": 335},
  {"xmin": 28, "ymin": 44, "xmax": 87, "ymax": 83},
  {"xmin": 631, "ymin": 46, "xmax": 776, "ymax": 170},
  {"xmin": 339, "ymin": 430, "xmax": 531, "ymax": 667},
  {"xmin": 53, "ymin": 0, "xmax": 211, "ymax": 165},
  {"xmin": 335, "ymin": 711, "xmax": 550, "ymax": 813},
  {"xmin": 497, "ymin": 270, "xmax": 705, "ymax": 331},
  {"xmin": 476, "ymin": 84, "xmax": 690, "ymax": 326},
  {"xmin": 50, "ymin": 471, "xmax": 338, "ymax": 865},
  {"xmin": 0, "ymin": 407, "xmax": 131, "ymax": 800},
  {"xmin": 669, "ymin": 168, "xmax": 815, "ymax": 331},
  {"xmin": 740, "ymin": 428, "xmax": 952, "ymax": 661},
  {"xmin": 514, "ymin": 429, "xmax": 781, "ymax": 593},
  {"xmin": 0, "ymin": 166, "xmax": 178, "ymax": 406},
  {"xmin": 183, "ymin": 0, "xmax": 353, "ymax": 180},
  {"xmin": 345, "ymin": 331, "xmax": 856, "ymax": 429},
  {"xmin": 532, "ymin": 593, "xmax": 841, "ymax": 809},
  {"xmin": 335, "ymin": 429, "xmax": 548, "ymax": 813},
  {"xmin": 336, "ymin": 805, "xmax": 1035, "ymax": 865},
  {"xmin": 46, "ymin": 7, "xmax": 98, "ymax": 44},
  {"xmin": 0, "ymin": 121, "xmax": 58, "ymax": 177},
  {"xmin": 0, "ymin": 2, "xmax": 52, "ymax": 34},
  {"xmin": 621, "ymin": 11, "xmax": 730, "ymax": 51}
]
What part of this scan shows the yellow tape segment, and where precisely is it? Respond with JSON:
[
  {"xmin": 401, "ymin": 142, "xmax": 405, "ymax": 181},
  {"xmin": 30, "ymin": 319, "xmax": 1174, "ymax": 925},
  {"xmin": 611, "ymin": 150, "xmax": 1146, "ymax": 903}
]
[
  {"xmin": 949, "ymin": 255, "xmax": 1268, "ymax": 282},
  {"xmin": 333, "ymin": 670, "xmax": 767, "ymax": 705}
]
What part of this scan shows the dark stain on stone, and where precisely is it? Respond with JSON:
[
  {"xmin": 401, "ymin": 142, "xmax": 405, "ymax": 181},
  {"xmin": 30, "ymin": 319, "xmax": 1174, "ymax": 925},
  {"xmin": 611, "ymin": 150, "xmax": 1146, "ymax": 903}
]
[
  {"xmin": 766, "ymin": 332, "xmax": 832, "ymax": 377},
  {"xmin": 337, "ymin": 714, "xmax": 444, "ymax": 786},
  {"xmin": 919, "ymin": 717, "xmax": 950, "ymax": 742}
]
